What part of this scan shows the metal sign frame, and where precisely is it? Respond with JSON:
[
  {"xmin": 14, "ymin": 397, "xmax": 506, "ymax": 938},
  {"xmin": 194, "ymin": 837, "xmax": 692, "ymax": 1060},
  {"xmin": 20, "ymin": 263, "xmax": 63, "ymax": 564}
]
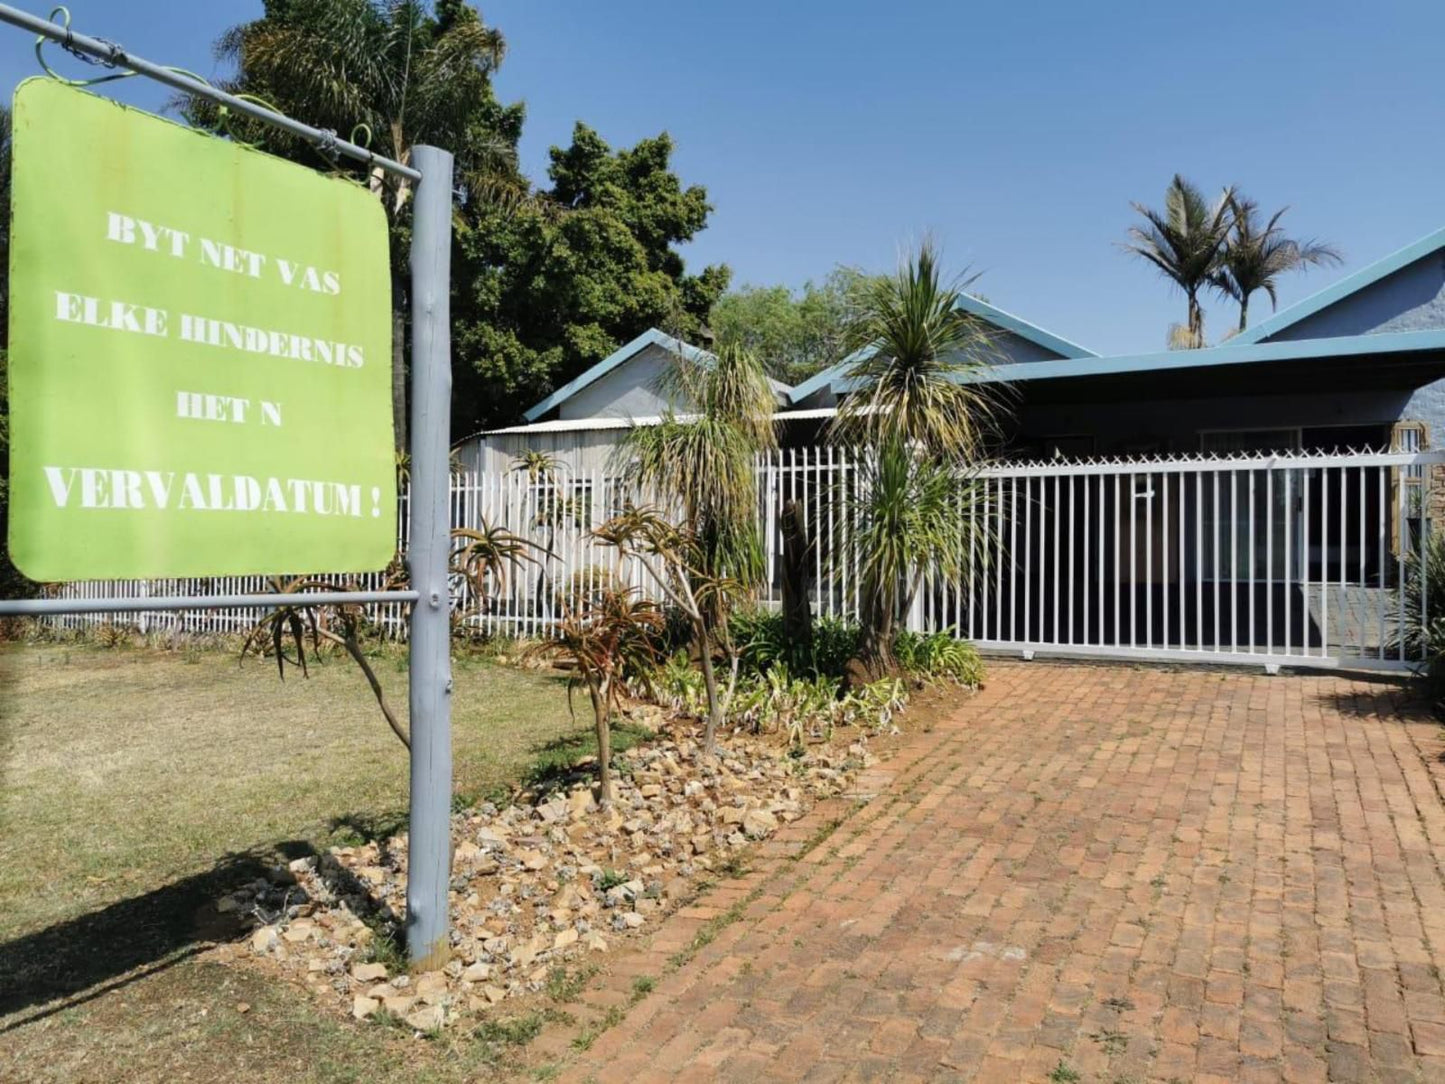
[{"xmin": 0, "ymin": 2, "xmax": 456, "ymax": 969}]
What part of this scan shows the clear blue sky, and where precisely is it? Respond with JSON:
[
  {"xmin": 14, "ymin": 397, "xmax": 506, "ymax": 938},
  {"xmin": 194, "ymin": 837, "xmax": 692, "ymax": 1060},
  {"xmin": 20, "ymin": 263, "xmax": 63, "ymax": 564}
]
[{"xmin": 6, "ymin": 1, "xmax": 1445, "ymax": 356}]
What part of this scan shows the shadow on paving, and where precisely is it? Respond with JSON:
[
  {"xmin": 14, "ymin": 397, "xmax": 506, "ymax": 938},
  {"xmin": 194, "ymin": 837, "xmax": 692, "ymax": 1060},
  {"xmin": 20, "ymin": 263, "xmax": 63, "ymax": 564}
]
[
  {"xmin": 1314, "ymin": 674, "xmax": 1430, "ymax": 720},
  {"xmin": 0, "ymin": 842, "xmax": 316, "ymax": 1029}
]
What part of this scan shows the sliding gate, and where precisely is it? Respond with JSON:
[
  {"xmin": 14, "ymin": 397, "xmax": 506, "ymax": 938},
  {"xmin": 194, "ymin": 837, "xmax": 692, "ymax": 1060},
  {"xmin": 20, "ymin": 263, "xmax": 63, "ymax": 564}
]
[{"xmin": 926, "ymin": 449, "xmax": 1442, "ymax": 671}]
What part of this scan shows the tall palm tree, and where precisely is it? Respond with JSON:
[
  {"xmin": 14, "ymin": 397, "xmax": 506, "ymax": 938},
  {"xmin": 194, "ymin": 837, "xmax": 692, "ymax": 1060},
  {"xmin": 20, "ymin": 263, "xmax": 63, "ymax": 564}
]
[
  {"xmin": 829, "ymin": 243, "xmax": 1003, "ymax": 678},
  {"xmin": 1213, "ymin": 196, "xmax": 1342, "ymax": 332},
  {"xmin": 1123, "ymin": 175, "xmax": 1235, "ymax": 349},
  {"xmin": 191, "ymin": 0, "xmax": 523, "ymax": 451}
]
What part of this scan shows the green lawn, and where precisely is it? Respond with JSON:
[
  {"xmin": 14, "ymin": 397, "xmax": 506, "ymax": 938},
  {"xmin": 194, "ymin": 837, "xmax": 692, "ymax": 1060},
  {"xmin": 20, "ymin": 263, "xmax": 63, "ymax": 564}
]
[{"xmin": 0, "ymin": 640, "xmax": 592, "ymax": 1082}]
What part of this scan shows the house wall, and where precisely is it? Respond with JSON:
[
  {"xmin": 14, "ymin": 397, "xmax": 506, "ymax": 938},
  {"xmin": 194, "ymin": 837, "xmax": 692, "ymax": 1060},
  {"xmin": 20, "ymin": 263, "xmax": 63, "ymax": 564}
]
[
  {"xmin": 1264, "ymin": 253, "xmax": 1445, "ymax": 341},
  {"xmin": 455, "ymin": 429, "xmax": 630, "ymax": 475},
  {"xmin": 1254, "ymin": 251, "xmax": 1445, "ymax": 454},
  {"xmin": 557, "ymin": 343, "xmax": 687, "ymax": 421}
]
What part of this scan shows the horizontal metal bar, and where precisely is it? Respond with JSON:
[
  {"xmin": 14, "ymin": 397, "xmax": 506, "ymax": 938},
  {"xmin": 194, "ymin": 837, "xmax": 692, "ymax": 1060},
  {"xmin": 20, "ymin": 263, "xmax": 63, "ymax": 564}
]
[
  {"xmin": 0, "ymin": 590, "xmax": 419, "ymax": 616},
  {"xmin": 0, "ymin": 2, "xmax": 422, "ymax": 182},
  {"xmin": 974, "ymin": 641, "xmax": 1416, "ymax": 674},
  {"xmin": 977, "ymin": 449, "xmax": 1445, "ymax": 479}
]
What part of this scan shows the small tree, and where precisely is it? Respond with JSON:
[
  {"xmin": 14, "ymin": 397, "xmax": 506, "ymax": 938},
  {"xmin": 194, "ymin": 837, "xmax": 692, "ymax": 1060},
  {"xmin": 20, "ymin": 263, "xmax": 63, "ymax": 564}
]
[
  {"xmin": 240, "ymin": 570, "xmax": 410, "ymax": 749},
  {"xmin": 450, "ymin": 518, "xmax": 548, "ymax": 627},
  {"xmin": 594, "ymin": 505, "xmax": 745, "ymax": 754},
  {"xmin": 830, "ymin": 241, "xmax": 1003, "ymax": 679},
  {"xmin": 527, "ymin": 588, "xmax": 661, "ymax": 806},
  {"xmin": 614, "ymin": 342, "xmax": 776, "ymax": 748}
]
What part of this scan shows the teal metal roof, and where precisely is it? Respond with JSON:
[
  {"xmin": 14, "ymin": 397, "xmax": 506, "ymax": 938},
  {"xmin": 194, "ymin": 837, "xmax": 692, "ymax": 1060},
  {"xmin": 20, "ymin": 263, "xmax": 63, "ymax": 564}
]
[
  {"xmin": 818, "ymin": 328, "xmax": 1445, "ymax": 393},
  {"xmin": 954, "ymin": 294, "xmax": 1097, "ymax": 359},
  {"xmin": 788, "ymin": 294, "xmax": 1095, "ymax": 405},
  {"xmin": 522, "ymin": 329, "xmax": 714, "ymax": 422},
  {"xmin": 1232, "ymin": 225, "xmax": 1445, "ymax": 345}
]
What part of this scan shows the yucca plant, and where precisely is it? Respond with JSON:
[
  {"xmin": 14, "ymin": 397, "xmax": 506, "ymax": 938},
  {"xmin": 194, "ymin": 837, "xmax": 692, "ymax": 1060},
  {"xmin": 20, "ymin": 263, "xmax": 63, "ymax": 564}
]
[
  {"xmin": 527, "ymin": 587, "xmax": 662, "ymax": 806},
  {"xmin": 838, "ymin": 446, "xmax": 994, "ymax": 678},
  {"xmin": 829, "ymin": 243, "xmax": 1002, "ymax": 681},
  {"xmin": 833, "ymin": 240, "xmax": 1001, "ymax": 461}
]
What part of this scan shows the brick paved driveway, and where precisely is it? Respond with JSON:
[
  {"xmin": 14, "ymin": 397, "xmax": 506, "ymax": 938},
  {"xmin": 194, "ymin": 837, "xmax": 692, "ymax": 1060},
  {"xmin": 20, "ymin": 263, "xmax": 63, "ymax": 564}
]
[{"xmin": 554, "ymin": 662, "xmax": 1445, "ymax": 1082}]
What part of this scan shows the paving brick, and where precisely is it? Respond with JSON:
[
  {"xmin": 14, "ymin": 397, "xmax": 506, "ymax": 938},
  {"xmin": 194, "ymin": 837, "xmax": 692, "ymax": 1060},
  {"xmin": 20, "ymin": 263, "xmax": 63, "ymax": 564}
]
[{"xmin": 544, "ymin": 663, "xmax": 1445, "ymax": 1082}]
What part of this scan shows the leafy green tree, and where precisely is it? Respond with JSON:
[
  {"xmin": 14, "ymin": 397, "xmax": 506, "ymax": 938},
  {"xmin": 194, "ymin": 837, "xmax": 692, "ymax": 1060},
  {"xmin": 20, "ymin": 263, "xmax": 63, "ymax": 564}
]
[
  {"xmin": 195, "ymin": 0, "xmax": 526, "ymax": 451},
  {"xmin": 710, "ymin": 268, "xmax": 871, "ymax": 384},
  {"xmin": 830, "ymin": 242, "xmax": 1001, "ymax": 678},
  {"xmin": 1123, "ymin": 174, "xmax": 1235, "ymax": 349},
  {"xmin": 451, "ymin": 124, "xmax": 729, "ymax": 435},
  {"xmin": 1213, "ymin": 195, "xmax": 1341, "ymax": 332}
]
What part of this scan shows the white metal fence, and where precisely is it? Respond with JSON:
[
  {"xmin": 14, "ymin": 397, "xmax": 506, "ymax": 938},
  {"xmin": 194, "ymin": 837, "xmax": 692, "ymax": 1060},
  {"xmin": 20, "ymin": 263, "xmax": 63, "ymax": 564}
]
[{"xmin": 46, "ymin": 446, "xmax": 1441, "ymax": 671}]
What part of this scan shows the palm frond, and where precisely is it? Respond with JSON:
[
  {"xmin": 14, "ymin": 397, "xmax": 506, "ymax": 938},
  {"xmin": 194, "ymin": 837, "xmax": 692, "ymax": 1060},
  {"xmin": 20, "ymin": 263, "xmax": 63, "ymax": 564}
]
[{"xmin": 830, "ymin": 240, "xmax": 1004, "ymax": 460}]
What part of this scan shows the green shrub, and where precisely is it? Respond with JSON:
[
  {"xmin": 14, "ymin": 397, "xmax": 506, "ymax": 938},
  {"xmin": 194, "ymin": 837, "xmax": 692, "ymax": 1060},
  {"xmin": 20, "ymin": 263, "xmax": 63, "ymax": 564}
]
[
  {"xmin": 894, "ymin": 630, "xmax": 984, "ymax": 686},
  {"xmin": 1395, "ymin": 532, "xmax": 1445, "ymax": 713},
  {"xmin": 731, "ymin": 609, "xmax": 860, "ymax": 679}
]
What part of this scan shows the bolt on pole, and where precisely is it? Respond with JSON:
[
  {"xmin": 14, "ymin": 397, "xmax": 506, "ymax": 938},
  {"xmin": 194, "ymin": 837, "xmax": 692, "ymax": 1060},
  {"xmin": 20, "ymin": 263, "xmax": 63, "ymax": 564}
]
[{"xmin": 405, "ymin": 144, "xmax": 456, "ymax": 970}]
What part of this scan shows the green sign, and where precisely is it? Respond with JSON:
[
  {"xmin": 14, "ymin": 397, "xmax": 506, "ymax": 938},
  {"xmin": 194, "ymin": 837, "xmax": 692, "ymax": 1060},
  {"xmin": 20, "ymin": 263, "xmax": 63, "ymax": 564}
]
[{"xmin": 6, "ymin": 79, "xmax": 396, "ymax": 580}]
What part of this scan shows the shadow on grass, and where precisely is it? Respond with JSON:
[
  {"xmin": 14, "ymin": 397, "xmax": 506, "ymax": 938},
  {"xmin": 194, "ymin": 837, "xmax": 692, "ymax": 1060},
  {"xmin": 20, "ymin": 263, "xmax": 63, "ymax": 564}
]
[
  {"xmin": 523, "ymin": 720, "xmax": 651, "ymax": 795},
  {"xmin": 0, "ymin": 847, "xmax": 295, "ymax": 1028},
  {"xmin": 0, "ymin": 834, "xmax": 409, "ymax": 1032}
]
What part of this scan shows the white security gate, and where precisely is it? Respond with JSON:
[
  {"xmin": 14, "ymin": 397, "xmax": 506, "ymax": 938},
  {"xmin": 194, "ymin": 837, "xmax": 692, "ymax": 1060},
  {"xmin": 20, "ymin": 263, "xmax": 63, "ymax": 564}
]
[
  {"xmin": 757, "ymin": 447, "xmax": 1438, "ymax": 672},
  {"xmin": 47, "ymin": 447, "xmax": 1441, "ymax": 671}
]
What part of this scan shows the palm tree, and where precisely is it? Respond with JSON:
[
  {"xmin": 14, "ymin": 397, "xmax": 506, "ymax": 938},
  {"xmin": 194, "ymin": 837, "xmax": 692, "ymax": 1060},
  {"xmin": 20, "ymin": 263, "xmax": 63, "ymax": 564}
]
[
  {"xmin": 1213, "ymin": 196, "xmax": 1342, "ymax": 332},
  {"xmin": 616, "ymin": 342, "xmax": 777, "ymax": 751},
  {"xmin": 1123, "ymin": 175, "xmax": 1235, "ymax": 349},
  {"xmin": 191, "ymin": 0, "xmax": 523, "ymax": 451},
  {"xmin": 829, "ymin": 243, "xmax": 1002, "ymax": 678},
  {"xmin": 833, "ymin": 241, "xmax": 999, "ymax": 460}
]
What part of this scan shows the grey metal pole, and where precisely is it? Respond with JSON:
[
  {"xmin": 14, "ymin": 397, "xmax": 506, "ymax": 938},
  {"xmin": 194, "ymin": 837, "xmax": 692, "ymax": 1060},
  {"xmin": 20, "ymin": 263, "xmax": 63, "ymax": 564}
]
[
  {"xmin": 0, "ymin": 3, "xmax": 420, "ymax": 182},
  {"xmin": 405, "ymin": 145, "xmax": 455, "ymax": 970}
]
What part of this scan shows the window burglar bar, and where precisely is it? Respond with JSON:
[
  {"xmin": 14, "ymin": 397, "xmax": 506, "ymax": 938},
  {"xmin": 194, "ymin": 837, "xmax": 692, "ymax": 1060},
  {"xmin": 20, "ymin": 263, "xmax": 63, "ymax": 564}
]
[{"xmin": 0, "ymin": 2, "xmax": 454, "ymax": 969}]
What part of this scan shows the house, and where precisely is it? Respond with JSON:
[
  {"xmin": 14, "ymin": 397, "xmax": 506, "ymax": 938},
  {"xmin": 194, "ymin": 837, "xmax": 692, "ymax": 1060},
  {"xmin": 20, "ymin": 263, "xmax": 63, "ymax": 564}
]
[
  {"xmin": 799, "ymin": 225, "xmax": 1445, "ymax": 460},
  {"xmin": 464, "ymin": 226, "xmax": 1445, "ymax": 465},
  {"xmin": 449, "ymin": 225, "xmax": 1445, "ymax": 665},
  {"xmin": 453, "ymin": 328, "xmax": 794, "ymax": 475}
]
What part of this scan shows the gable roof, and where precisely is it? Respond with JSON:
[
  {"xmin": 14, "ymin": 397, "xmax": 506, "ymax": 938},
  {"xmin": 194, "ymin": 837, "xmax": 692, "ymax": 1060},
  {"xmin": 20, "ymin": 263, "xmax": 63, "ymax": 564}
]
[
  {"xmin": 523, "ymin": 328, "xmax": 792, "ymax": 422},
  {"xmin": 788, "ymin": 294, "xmax": 1095, "ymax": 404},
  {"xmin": 523, "ymin": 328, "xmax": 712, "ymax": 422},
  {"xmin": 817, "ymin": 327, "xmax": 1445, "ymax": 393},
  {"xmin": 1232, "ymin": 225, "xmax": 1445, "ymax": 345}
]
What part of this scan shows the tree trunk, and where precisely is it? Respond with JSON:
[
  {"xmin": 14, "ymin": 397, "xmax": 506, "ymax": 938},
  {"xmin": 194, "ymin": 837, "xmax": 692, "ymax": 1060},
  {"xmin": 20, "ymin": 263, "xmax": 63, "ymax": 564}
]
[
  {"xmin": 1187, "ymin": 291, "xmax": 1204, "ymax": 348},
  {"xmin": 590, "ymin": 684, "xmax": 613, "ymax": 808},
  {"xmin": 698, "ymin": 627, "xmax": 724, "ymax": 755},
  {"xmin": 851, "ymin": 583, "xmax": 897, "ymax": 685},
  {"xmin": 391, "ymin": 263, "xmax": 408, "ymax": 453},
  {"xmin": 779, "ymin": 499, "xmax": 813, "ymax": 655},
  {"xmin": 1238, "ymin": 293, "xmax": 1250, "ymax": 332},
  {"xmin": 340, "ymin": 629, "xmax": 410, "ymax": 750}
]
